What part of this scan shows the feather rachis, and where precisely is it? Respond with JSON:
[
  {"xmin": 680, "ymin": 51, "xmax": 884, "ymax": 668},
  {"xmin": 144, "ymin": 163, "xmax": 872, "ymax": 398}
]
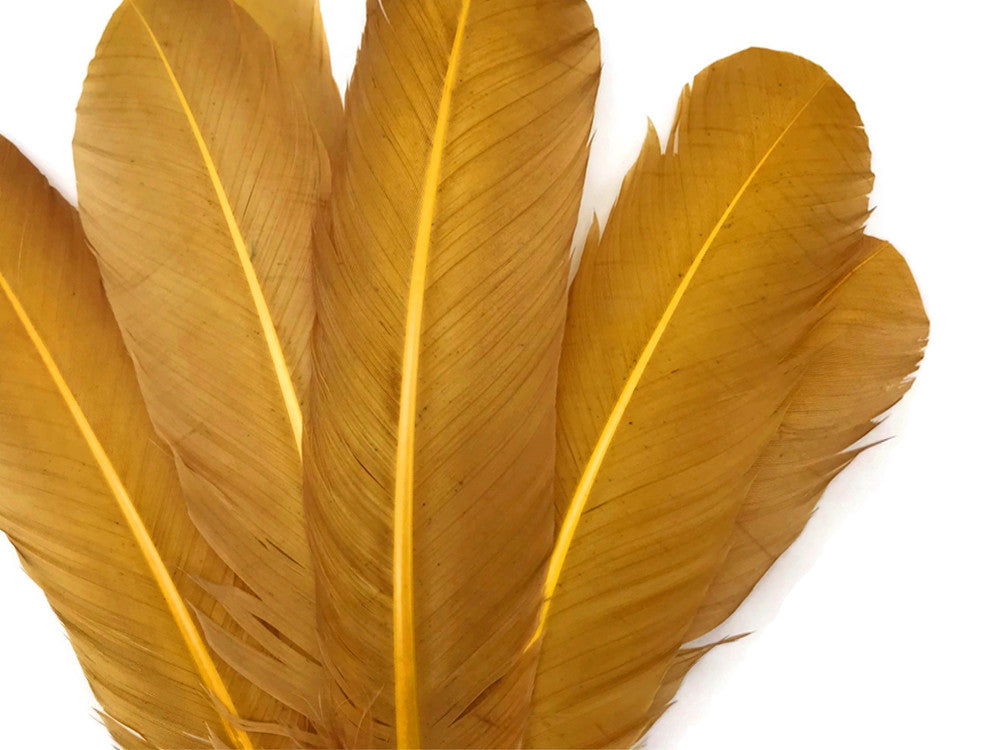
[{"xmin": 393, "ymin": 2, "xmax": 473, "ymax": 745}]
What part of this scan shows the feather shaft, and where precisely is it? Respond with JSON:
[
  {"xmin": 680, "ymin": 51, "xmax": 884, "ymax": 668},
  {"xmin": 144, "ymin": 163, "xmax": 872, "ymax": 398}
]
[
  {"xmin": 816, "ymin": 239, "xmax": 886, "ymax": 307},
  {"xmin": 393, "ymin": 2, "xmax": 472, "ymax": 746}
]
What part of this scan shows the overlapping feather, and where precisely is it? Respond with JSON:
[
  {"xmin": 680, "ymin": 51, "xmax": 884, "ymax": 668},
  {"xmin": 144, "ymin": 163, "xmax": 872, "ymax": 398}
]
[
  {"xmin": 71, "ymin": 0, "xmax": 341, "ymax": 743},
  {"xmin": 235, "ymin": 0, "xmax": 343, "ymax": 154},
  {"xmin": 637, "ymin": 235, "xmax": 928, "ymax": 736},
  {"xmin": 524, "ymin": 49, "xmax": 926, "ymax": 748},
  {"xmin": 0, "ymin": 137, "xmax": 257, "ymax": 749}
]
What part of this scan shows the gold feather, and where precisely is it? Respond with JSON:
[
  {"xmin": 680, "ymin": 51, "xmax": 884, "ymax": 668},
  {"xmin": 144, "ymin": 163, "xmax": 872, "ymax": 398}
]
[
  {"xmin": 637, "ymin": 236, "xmax": 928, "ymax": 735},
  {"xmin": 305, "ymin": 1, "xmax": 599, "ymax": 746},
  {"xmin": 73, "ymin": 0, "xmax": 332, "ymax": 739},
  {"xmin": 0, "ymin": 136, "xmax": 255, "ymax": 749},
  {"xmin": 526, "ymin": 48, "xmax": 886, "ymax": 748},
  {"xmin": 0, "ymin": 2, "xmax": 930, "ymax": 746}
]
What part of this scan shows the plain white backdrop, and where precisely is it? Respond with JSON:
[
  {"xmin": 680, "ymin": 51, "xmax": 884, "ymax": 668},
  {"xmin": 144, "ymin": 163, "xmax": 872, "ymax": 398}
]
[{"xmin": 1, "ymin": 1, "xmax": 997, "ymax": 748}]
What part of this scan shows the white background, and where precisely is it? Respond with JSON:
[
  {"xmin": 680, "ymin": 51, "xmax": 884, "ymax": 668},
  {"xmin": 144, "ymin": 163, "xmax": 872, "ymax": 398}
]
[{"xmin": 1, "ymin": 1, "xmax": 997, "ymax": 748}]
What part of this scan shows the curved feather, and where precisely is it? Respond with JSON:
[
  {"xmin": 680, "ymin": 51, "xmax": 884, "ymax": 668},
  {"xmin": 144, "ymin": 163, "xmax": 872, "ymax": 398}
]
[
  {"xmin": 686, "ymin": 238, "xmax": 927, "ymax": 641},
  {"xmin": 526, "ymin": 48, "xmax": 877, "ymax": 748},
  {"xmin": 74, "ymin": 0, "xmax": 329, "ymax": 735},
  {"xmin": 639, "ymin": 237, "xmax": 928, "ymax": 733},
  {"xmin": 305, "ymin": 1, "xmax": 600, "ymax": 746},
  {"xmin": 0, "ymin": 137, "xmax": 255, "ymax": 748}
]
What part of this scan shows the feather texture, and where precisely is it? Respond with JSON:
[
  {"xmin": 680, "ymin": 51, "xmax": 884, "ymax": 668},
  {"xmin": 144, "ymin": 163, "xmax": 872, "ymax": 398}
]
[
  {"xmin": 73, "ymin": 0, "xmax": 330, "ymax": 736},
  {"xmin": 0, "ymin": 2, "xmax": 931, "ymax": 745},
  {"xmin": 304, "ymin": 1, "xmax": 600, "ymax": 746},
  {"xmin": 526, "ymin": 48, "xmax": 878, "ymax": 748},
  {"xmin": 685, "ymin": 237, "xmax": 927, "ymax": 641},
  {"xmin": 0, "ymin": 136, "xmax": 256, "ymax": 749}
]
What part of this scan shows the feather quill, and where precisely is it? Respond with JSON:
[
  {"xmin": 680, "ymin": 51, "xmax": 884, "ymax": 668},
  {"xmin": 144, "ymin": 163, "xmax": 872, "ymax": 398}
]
[{"xmin": 305, "ymin": 1, "xmax": 600, "ymax": 746}]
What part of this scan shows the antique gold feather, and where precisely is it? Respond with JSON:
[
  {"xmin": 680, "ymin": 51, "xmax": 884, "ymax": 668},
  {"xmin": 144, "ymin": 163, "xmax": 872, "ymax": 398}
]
[
  {"xmin": 71, "ymin": 0, "xmax": 337, "ymax": 742},
  {"xmin": 0, "ymin": 136, "xmax": 256, "ymax": 749},
  {"xmin": 305, "ymin": 2, "xmax": 599, "ymax": 745},
  {"xmin": 0, "ymin": 2, "xmax": 926, "ymax": 749},
  {"xmin": 524, "ymin": 49, "xmax": 925, "ymax": 749}
]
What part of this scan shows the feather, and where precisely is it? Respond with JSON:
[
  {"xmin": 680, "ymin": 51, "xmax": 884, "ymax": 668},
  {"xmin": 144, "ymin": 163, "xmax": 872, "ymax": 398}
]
[
  {"xmin": 304, "ymin": 0, "xmax": 600, "ymax": 746},
  {"xmin": 72, "ymin": 0, "xmax": 330, "ymax": 735},
  {"xmin": 0, "ymin": 3, "xmax": 932, "ymax": 745},
  {"xmin": 0, "ymin": 137, "xmax": 258, "ymax": 749},
  {"xmin": 234, "ymin": 0, "xmax": 343, "ymax": 152},
  {"xmin": 684, "ymin": 237, "xmax": 928, "ymax": 642},
  {"xmin": 637, "ymin": 236, "xmax": 928, "ymax": 733},
  {"xmin": 525, "ymin": 48, "xmax": 880, "ymax": 748}
]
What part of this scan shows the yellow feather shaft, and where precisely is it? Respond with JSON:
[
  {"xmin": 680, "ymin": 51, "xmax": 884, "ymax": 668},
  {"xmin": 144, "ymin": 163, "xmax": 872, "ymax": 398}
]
[
  {"xmin": 393, "ymin": 2, "xmax": 472, "ymax": 746},
  {"xmin": 816, "ymin": 240, "xmax": 887, "ymax": 308}
]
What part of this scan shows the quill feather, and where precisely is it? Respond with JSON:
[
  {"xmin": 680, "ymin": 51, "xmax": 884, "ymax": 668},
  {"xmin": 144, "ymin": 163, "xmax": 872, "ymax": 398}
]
[
  {"xmin": 526, "ymin": 48, "xmax": 877, "ymax": 748},
  {"xmin": 305, "ymin": 1, "xmax": 600, "ymax": 746},
  {"xmin": 0, "ymin": 136, "xmax": 257, "ymax": 749},
  {"xmin": 638, "ymin": 236, "xmax": 928, "ymax": 732},
  {"xmin": 74, "ymin": 0, "xmax": 329, "ymax": 735},
  {"xmin": 127, "ymin": 2, "xmax": 303, "ymax": 449}
]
